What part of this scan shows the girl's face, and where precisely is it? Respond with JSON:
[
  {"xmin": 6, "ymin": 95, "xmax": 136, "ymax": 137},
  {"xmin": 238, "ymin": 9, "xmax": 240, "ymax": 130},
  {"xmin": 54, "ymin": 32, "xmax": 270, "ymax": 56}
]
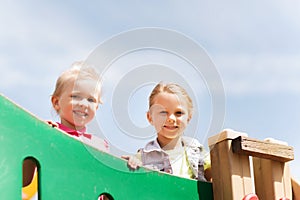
[
  {"xmin": 147, "ymin": 92, "xmax": 191, "ymax": 145},
  {"xmin": 52, "ymin": 79, "xmax": 100, "ymax": 130}
]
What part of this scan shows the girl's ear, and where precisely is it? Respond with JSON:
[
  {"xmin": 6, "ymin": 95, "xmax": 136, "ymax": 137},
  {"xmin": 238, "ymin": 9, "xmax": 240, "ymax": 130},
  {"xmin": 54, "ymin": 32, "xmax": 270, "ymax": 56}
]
[
  {"xmin": 51, "ymin": 96, "xmax": 60, "ymax": 112},
  {"xmin": 187, "ymin": 114, "xmax": 192, "ymax": 123},
  {"xmin": 146, "ymin": 111, "xmax": 153, "ymax": 125}
]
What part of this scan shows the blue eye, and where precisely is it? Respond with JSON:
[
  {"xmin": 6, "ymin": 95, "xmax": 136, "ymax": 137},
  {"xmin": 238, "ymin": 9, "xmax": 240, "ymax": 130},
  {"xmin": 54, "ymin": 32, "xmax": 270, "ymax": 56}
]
[
  {"xmin": 159, "ymin": 111, "xmax": 167, "ymax": 115},
  {"xmin": 88, "ymin": 98, "xmax": 96, "ymax": 103},
  {"xmin": 175, "ymin": 111, "xmax": 185, "ymax": 116},
  {"xmin": 71, "ymin": 95, "xmax": 80, "ymax": 99}
]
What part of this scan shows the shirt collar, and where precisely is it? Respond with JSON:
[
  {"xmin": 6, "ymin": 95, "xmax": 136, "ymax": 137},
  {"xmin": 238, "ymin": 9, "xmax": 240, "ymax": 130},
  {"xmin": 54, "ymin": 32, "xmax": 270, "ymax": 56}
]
[
  {"xmin": 143, "ymin": 138, "xmax": 164, "ymax": 152},
  {"xmin": 57, "ymin": 123, "xmax": 86, "ymax": 133},
  {"xmin": 57, "ymin": 123, "xmax": 91, "ymax": 139}
]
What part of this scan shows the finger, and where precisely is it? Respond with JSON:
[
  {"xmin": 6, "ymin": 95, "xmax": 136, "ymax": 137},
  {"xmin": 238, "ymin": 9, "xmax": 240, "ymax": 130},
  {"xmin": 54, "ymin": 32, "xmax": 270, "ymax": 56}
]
[{"xmin": 121, "ymin": 155, "xmax": 130, "ymax": 160}]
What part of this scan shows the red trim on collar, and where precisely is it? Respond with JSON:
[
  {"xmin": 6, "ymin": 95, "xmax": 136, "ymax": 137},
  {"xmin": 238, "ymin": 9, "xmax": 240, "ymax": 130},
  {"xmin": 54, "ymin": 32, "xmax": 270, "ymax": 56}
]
[{"xmin": 57, "ymin": 123, "xmax": 91, "ymax": 139}]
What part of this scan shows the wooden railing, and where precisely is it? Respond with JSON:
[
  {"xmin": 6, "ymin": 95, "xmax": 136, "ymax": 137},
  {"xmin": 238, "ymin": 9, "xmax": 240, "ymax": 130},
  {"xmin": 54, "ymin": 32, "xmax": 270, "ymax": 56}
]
[{"xmin": 208, "ymin": 129, "xmax": 294, "ymax": 200}]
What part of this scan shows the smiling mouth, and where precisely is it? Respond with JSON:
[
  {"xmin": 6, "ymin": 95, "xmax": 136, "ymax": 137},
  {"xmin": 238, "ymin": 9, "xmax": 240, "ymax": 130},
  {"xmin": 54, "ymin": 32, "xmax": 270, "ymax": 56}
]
[
  {"xmin": 163, "ymin": 125, "xmax": 179, "ymax": 130},
  {"xmin": 73, "ymin": 110, "xmax": 88, "ymax": 117}
]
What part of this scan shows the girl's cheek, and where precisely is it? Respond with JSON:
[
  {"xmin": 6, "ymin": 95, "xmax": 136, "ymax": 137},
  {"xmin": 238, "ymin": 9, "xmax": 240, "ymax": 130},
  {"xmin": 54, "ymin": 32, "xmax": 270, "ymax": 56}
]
[
  {"xmin": 93, "ymin": 104, "xmax": 99, "ymax": 110},
  {"xmin": 71, "ymin": 100, "xmax": 78, "ymax": 105},
  {"xmin": 155, "ymin": 118, "xmax": 165, "ymax": 125}
]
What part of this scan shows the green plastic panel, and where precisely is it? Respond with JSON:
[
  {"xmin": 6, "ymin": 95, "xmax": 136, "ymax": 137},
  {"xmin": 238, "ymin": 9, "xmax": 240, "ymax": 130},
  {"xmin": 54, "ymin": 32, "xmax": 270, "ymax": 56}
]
[{"xmin": 0, "ymin": 94, "xmax": 213, "ymax": 199}]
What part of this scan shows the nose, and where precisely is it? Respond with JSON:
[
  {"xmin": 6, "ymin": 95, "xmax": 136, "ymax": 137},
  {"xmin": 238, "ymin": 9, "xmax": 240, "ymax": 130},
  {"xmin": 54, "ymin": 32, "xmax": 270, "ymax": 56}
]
[
  {"xmin": 78, "ymin": 99, "xmax": 88, "ymax": 107},
  {"xmin": 167, "ymin": 114, "xmax": 176, "ymax": 123}
]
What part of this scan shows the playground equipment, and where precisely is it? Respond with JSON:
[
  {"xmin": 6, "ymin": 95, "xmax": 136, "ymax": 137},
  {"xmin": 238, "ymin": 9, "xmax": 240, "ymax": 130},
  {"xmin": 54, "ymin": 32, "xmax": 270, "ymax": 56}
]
[
  {"xmin": 208, "ymin": 129, "xmax": 294, "ymax": 200},
  {"xmin": 0, "ymin": 94, "xmax": 212, "ymax": 199},
  {"xmin": 0, "ymin": 94, "xmax": 295, "ymax": 199}
]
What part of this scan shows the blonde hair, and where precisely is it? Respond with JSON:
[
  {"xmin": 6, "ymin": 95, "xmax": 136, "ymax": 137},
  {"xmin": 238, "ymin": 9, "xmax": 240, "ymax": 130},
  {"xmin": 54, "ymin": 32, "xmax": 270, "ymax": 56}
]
[
  {"xmin": 148, "ymin": 82, "xmax": 193, "ymax": 117},
  {"xmin": 52, "ymin": 61, "xmax": 102, "ymax": 103}
]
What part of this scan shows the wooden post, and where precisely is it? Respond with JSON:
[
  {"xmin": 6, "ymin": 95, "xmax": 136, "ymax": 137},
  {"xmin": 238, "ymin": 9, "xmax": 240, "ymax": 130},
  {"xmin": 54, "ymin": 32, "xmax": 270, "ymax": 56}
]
[
  {"xmin": 292, "ymin": 178, "xmax": 300, "ymax": 200},
  {"xmin": 208, "ymin": 129, "xmax": 254, "ymax": 200},
  {"xmin": 232, "ymin": 136, "xmax": 294, "ymax": 200},
  {"xmin": 209, "ymin": 130, "xmax": 294, "ymax": 200},
  {"xmin": 253, "ymin": 158, "xmax": 292, "ymax": 200}
]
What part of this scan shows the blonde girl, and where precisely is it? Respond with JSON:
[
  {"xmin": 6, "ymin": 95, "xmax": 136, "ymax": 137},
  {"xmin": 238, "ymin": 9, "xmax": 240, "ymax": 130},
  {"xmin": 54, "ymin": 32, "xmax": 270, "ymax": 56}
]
[
  {"xmin": 123, "ymin": 82, "xmax": 211, "ymax": 181},
  {"xmin": 23, "ymin": 62, "xmax": 109, "ymax": 200}
]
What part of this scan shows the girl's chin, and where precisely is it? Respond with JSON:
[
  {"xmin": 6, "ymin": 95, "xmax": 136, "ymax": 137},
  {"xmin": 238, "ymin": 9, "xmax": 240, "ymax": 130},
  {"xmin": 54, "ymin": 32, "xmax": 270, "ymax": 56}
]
[
  {"xmin": 73, "ymin": 121, "xmax": 88, "ymax": 128},
  {"xmin": 159, "ymin": 133, "xmax": 181, "ymax": 139}
]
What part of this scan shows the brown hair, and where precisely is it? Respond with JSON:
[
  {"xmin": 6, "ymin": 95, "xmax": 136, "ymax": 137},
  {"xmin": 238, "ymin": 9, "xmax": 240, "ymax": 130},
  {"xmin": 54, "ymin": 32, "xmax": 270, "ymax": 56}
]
[{"xmin": 148, "ymin": 82, "xmax": 193, "ymax": 118}]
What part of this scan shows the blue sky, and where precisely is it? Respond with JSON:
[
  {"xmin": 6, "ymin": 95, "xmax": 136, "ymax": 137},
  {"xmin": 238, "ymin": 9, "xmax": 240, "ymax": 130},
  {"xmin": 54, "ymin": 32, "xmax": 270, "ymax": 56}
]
[{"xmin": 1, "ymin": 1, "xmax": 300, "ymax": 181}]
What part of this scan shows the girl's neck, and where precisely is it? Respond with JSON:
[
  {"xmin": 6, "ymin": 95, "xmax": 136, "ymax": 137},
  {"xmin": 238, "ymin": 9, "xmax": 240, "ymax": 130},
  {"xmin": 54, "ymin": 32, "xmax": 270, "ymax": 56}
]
[
  {"xmin": 60, "ymin": 119, "xmax": 85, "ymax": 131},
  {"xmin": 158, "ymin": 136, "xmax": 182, "ymax": 151}
]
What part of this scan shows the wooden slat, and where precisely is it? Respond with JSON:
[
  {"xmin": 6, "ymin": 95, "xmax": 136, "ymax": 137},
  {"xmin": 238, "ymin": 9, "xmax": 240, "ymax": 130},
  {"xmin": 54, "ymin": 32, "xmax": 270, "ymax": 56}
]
[
  {"xmin": 292, "ymin": 178, "xmax": 300, "ymax": 200},
  {"xmin": 232, "ymin": 136, "xmax": 294, "ymax": 162},
  {"xmin": 210, "ymin": 136, "xmax": 254, "ymax": 200},
  {"xmin": 208, "ymin": 129, "xmax": 248, "ymax": 149},
  {"xmin": 253, "ymin": 158, "xmax": 292, "ymax": 200}
]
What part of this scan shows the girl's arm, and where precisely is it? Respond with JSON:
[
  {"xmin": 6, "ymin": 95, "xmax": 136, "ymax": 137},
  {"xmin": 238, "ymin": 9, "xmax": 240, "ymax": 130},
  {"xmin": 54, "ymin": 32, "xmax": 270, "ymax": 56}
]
[
  {"xmin": 89, "ymin": 136, "xmax": 109, "ymax": 153},
  {"xmin": 204, "ymin": 167, "xmax": 212, "ymax": 182}
]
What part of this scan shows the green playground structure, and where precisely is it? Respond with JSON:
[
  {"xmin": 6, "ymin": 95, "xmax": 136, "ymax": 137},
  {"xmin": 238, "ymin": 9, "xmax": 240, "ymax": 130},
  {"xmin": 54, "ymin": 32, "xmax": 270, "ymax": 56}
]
[
  {"xmin": 0, "ymin": 94, "xmax": 213, "ymax": 199},
  {"xmin": 1, "ymin": 93, "xmax": 295, "ymax": 200}
]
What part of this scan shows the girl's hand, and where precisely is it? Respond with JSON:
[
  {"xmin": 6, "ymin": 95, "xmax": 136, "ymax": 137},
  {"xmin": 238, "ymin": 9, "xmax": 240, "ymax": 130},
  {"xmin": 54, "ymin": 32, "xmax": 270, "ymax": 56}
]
[
  {"xmin": 121, "ymin": 155, "xmax": 142, "ymax": 170},
  {"xmin": 22, "ymin": 192, "xmax": 28, "ymax": 200}
]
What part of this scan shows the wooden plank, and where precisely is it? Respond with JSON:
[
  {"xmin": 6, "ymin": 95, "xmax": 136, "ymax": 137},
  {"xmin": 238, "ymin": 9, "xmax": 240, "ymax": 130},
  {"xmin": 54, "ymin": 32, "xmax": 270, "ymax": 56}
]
[
  {"xmin": 210, "ymin": 140, "xmax": 225, "ymax": 200},
  {"xmin": 208, "ymin": 129, "xmax": 248, "ymax": 149},
  {"xmin": 292, "ymin": 178, "xmax": 300, "ymax": 200},
  {"xmin": 210, "ymin": 137, "xmax": 254, "ymax": 200},
  {"xmin": 232, "ymin": 136, "xmax": 294, "ymax": 162},
  {"xmin": 253, "ymin": 158, "xmax": 292, "ymax": 200},
  {"xmin": 282, "ymin": 163, "xmax": 293, "ymax": 198}
]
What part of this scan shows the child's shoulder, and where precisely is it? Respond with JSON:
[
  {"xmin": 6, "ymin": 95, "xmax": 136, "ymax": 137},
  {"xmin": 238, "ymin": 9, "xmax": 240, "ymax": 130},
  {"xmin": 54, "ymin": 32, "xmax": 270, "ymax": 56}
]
[
  {"xmin": 142, "ymin": 139, "xmax": 162, "ymax": 152},
  {"xmin": 89, "ymin": 135, "xmax": 110, "ymax": 153},
  {"xmin": 182, "ymin": 136, "xmax": 204, "ymax": 149}
]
